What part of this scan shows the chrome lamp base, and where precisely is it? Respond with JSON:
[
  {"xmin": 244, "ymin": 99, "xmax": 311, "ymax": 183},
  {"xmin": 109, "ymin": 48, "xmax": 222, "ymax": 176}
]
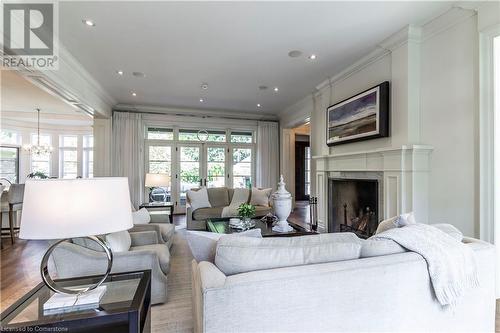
[{"xmin": 40, "ymin": 235, "xmax": 113, "ymax": 295}]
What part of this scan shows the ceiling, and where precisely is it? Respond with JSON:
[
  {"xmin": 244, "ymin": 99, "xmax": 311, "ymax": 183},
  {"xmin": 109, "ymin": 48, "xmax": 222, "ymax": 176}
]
[
  {"xmin": 59, "ymin": 1, "xmax": 454, "ymax": 115},
  {"xmin": 1, "ymin": 70, "xmax": 93, "ymax": 126}
]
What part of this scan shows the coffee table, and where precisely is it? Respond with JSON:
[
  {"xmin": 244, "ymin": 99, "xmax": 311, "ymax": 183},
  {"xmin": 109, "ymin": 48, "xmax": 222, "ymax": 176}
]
[{"xmin": 206, "ymin": 218, "xmax": 318, "ymax": 237}]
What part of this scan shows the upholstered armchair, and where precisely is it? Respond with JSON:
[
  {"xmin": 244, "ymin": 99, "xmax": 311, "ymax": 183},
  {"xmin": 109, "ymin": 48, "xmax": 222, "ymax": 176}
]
[{"xmin": 51, "ymin": 230, "xmax": 170, "ymax": 304}]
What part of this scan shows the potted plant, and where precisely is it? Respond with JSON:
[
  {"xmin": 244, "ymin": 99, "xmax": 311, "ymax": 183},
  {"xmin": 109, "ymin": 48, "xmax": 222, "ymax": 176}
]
[
  {"xmin": 237, "ymin": 203, "xmax": 256, "ymax": 225},
  {"xmin": 27, "ymin": 171, "xmax": 48, "ymax": 179}
]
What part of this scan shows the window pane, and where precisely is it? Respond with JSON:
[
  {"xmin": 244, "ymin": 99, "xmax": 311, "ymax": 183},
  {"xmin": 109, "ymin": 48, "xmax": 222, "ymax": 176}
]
[
  {"xmin": 60, "ymin": 135, "xmax": 77, "ymax": 147},
  {"xmin": 0, "ymin": 130, "xmax": 19, "ymax": 145},
  {"xmin": 233, "ymin": 176, "xmax": 252, "ymax": 189},
  {"xmin": 180, "ymin": 146, "xmax": 200, "ymax": 204},
  {"xmin": 230, "ymin": 131, "xmax": 253, "ymax": 143},
  {"xmin": 178, "ymin": 130, "xmax": 198, "ymax": 141},
  {"xmin": 147, "ymin": 128, "xmax": 173, "ymax": 140},
  {"xmin": 83, "ymin": 135, "xmax": 94, "ymax": 148},
  {"xmin": 232, "ymin": 148, "xmax": 252, "ymax": 163},
  {"xmin": 0, "ymin": 147, "xmax": 18, "ymax": 183},
  {"xmin": 206, "ymin": 131, "xmax": 226, "ymax": 142},
  {"xmin": 149, "ymin": 146, "xmax": 171, "ymax": 161},
  {"xmin": 32, "ymin": 161, "xmax": 50, "ymax": 175},
  {"xmin": 32, "ymin": 134, "xmax": 51, "ymax": 146},
  {"xmin": 180, "ymin": 146, "xmax": 199, "ymax": 161}
]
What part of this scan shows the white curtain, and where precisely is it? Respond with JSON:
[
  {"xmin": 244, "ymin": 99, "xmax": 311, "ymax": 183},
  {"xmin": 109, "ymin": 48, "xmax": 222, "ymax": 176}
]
[
  {"xmin": 111, "ymin": 112, "xmax": 144, "ymax": 208},
  {"xmin": 256, "ymin": 121, "xmax": 279, "ymax": 190}
]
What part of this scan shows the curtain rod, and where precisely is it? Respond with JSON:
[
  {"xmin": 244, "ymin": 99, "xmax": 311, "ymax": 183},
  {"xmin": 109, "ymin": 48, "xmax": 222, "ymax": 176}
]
[{"xmin": 113, "ymin": 109, "xmax": 280, "ymax": 123}]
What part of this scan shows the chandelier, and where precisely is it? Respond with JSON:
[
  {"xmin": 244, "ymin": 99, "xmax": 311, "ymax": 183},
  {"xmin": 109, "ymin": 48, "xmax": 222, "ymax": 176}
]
[{"xmin": 23, "ymin": 108, "xmax": 53, "ymax": 155}]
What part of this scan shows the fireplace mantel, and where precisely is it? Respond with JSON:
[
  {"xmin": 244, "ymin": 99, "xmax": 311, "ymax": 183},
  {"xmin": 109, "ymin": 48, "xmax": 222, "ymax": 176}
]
[{"xmin": 313, "ymin": 145, "xmax": 433, "ymax": 232}]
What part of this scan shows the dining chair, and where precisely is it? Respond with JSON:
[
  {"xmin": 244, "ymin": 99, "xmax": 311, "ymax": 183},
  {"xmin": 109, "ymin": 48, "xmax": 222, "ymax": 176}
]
[{"xmin": 1, "ymin": 184, "xmax": 24, "ymax": 245}]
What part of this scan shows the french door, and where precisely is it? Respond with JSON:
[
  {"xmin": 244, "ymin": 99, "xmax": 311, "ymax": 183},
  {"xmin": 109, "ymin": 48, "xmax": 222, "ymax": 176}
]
[{"xmin": 146, "ymin": 141, "xmax": 253, "ymax": 214}]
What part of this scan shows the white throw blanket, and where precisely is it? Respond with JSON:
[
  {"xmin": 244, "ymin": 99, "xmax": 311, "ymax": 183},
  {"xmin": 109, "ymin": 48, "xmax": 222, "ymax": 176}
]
[
  {"xmin": 221, "ymin": 188, "xmax": 250, "ymax": 218},
  {"xmin": 373, "ymin": 223, "xmax": 479, "ymax": 306}
]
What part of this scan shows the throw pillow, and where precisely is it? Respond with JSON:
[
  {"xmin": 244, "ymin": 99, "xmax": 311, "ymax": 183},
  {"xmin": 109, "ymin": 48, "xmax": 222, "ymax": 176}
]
[
  {"xmin": 132, "ymin": 208, "xmax": 151, "ymax": 224},
  {"xmin": 215, "ymin": 233, "xmax": 362, "ymax": 276},
  {"xmin": 375, "ymin": 212, "xmax": 416, "ymax": 234},
  {"xmin": 105, "ymin": 230, "xmax": 131, "ymax": 252},
  {"xmin": 250, "ymin": 187, "xmax": 272, "ymax": 207},
  {"xmin": 186, "ymin": 229, "xmax": 262, "ymax": 263},
  {"xmin": 187, "ymin": 187, "xmax": 212, "ymax": 211}
]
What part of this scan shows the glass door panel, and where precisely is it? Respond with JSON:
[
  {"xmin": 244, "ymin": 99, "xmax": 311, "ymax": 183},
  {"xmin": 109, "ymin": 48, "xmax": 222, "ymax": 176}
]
[
  {"xmin": 232, "ymin": 147, "xmax": 252, "ymax": 188},
  {"xmin": 206, "ymin": 146, "xmax": 226, "ymax": 188},
  {"xmin": 147, "ymin": 145, "xmax": 172, "ymax": 202},
  {"xmin": 179, "ymin": 145, "xmax": 201, "ymax": 206}
]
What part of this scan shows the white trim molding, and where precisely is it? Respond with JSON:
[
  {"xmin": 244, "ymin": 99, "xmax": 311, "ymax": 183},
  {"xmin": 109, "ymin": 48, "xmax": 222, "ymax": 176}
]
[{"xmin": 479, "ymin": 24, "xmax": 500, "ymax": 243}]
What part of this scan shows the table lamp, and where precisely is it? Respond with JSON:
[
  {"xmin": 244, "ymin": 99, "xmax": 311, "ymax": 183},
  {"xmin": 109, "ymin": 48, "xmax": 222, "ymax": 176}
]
[
  {"xmin": 19, "ymin": 178, "xmax": 133, "ymax": 302},
  {"xmin": 145, "ymin": 173, "xmax": 170, "ymax": 203}
]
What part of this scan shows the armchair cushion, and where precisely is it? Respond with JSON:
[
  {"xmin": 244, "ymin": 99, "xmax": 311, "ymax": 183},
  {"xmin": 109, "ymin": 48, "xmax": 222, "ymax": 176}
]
[
  {"xmin": 105, "ymin": 230, "xmax": 131, "ymax": 252},
  {"xmin": 132, "ymin": 208, "xmax": 151, "ymax": 224},
  {"xmin": 130, "ymin": 244, "xmax": 170, "ymax": 274},
  {"xmin": 130, "ymin": 231, "xmax": 158, "ymax": 246}
]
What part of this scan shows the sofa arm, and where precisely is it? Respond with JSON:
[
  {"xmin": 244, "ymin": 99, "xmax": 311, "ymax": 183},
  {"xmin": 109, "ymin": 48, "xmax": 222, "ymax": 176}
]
[{"xmin": 130, "ymin": 231, "xmax": 158, "ymax": 246}]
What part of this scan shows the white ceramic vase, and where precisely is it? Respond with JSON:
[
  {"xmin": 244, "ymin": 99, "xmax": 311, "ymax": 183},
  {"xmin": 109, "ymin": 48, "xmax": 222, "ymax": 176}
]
[{"xmin": 272, "ymin": 175, "xmax": 293, "ymax": 232}]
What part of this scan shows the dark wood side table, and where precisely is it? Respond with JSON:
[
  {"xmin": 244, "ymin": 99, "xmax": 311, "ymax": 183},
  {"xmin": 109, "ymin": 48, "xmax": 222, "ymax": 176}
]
[
  {"xmin": 0, "ymin": 270, "xmax": 151, "ymax": 333},
  {"xmin": 140, "ymin": 202, "xmax": 174, "ymax": 224}
]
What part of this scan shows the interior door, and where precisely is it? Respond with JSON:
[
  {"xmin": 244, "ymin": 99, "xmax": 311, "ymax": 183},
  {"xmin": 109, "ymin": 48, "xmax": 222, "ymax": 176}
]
[{"xmin": 177, "ymin": 144, "xmax": 202, "ymax": 210}]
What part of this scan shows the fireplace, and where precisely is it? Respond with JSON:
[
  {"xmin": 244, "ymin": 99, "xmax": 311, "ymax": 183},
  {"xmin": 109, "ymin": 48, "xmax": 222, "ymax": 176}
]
[{"xmin": 328, "ymin": 178, "xmax": 379, "ymax": 238}]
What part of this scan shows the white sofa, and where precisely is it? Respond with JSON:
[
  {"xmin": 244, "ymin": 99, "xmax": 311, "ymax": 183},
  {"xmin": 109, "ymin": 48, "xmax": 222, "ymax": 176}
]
[{"xmin": 191, "ymin": 236, "xmax": 495, "ymax": 332}]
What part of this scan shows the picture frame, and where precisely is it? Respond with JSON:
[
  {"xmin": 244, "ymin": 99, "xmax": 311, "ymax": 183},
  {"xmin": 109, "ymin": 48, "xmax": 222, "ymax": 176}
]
[{"xmin": 326, "ymin": 81, "xmax": 389, "ymax": 146}]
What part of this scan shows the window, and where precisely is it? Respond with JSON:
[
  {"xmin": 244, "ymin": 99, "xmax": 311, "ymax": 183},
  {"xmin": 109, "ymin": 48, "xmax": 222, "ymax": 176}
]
[
  {"xmin": 179, "ymin": 129, "xmax": 226, "ymax": 142},
  {"xmin": 0, "ymin": 147, "xmax": 19, "ymax": 183},
  {"xmin": 179, "ymin": 146, "xmax": 200, "ymax": 204},
  {"xmin": 83, "ymin": 135, "xmax": 93, "ymax": 178},
  {"xmin": 305, "ymin": 146, "xmax": 311, "ymax": 196},
  {"xmin": 0, "ymin": 130, "xmax": 20, "ymax": 145},
  {"xmin": 148, "ymin": 145, "xmax": 172, "ymax": 202},
  {"xmin": 59, "ymin": 135, "xmax": 78, "ymax": 179},
  {"xmin": 31, "ymin": 134, "xmax": 51, "ymax": 175},
  {"xmin": 230, "ymin": 131, "xmax": 253, "ymax": 143},
  {"xmin": 147, "ymin": 128, "xmax": 173, "ymax": 140},
  {"xmin": 207, "ymin": 147, "xmax": 225, "ymax": 187},
  {"xmin": 232, "ymin": 148, "xmax": 252, "ymax": 188}
]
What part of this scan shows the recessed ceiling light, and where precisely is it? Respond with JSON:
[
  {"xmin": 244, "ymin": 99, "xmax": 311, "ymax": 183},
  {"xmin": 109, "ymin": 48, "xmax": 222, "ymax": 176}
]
[
  {"xmin": 199, "ymin": 98, "xmax": 204, "ymax": 103},
  {"xmin": 201, "ymin": 83, "xmax": 209, "ymax": 90},
  {"xmin": 288, "ymin": 50, "xmax": 302, "ymax": 58},
  {"xmin": 131, "ymin": 92, "xmax": 137, "ymax": 97},
  {"xmin": 308, "ymin": 54, "xmax": 317, "ymax": 60},
  {"xmin": 259, "ymin": 85, "xmax": 268, "ymax": 91},
  {"xmin": 83, "ymin": 19, "xmax": 95, "ymax": 27},
  {"xmin": 132, "ymin": 71, "xmax": 146, "ymax": 78},
  {"xmin": 257, "ymin": 103, "xmax": 262, "ymax": 108},
  {"xmin": 116, "ymin": 70, "xmax": 124, "ymax": 75},
  {"xmin": 273, "ymin": 87, "xmax": 279, "ymax": 92}
]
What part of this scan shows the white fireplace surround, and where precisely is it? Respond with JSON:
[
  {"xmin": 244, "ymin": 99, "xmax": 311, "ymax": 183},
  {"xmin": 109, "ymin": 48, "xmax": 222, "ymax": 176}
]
[{"xmin": 313, "ymin": 145, "xmax": 433, "ymax": 232}]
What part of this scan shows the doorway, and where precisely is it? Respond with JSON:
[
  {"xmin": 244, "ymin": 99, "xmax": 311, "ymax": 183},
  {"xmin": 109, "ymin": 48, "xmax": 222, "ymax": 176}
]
[{"xmin": 295, "ymin": 139, "xmax": 310, "ymax": 201}]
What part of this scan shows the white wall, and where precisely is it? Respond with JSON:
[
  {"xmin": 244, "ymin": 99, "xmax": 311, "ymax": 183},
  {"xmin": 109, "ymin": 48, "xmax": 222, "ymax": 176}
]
[
  {"xmin": 420, "ymin": 15, "xmax": 478, "ymax": 236},
  {"xmin": 280, "ymin": 7, "xmax": 484, "ymax": 237}
]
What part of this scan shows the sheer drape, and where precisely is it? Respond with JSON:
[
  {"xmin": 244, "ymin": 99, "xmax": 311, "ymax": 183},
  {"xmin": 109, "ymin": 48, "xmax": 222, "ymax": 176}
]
[
  {"xmin": 256, "ymin": 121, "xmax": 279, "ymax": 190},
  {"xmin": 112, "ymin": 112, "xmax": 144, "ymax": 208}
]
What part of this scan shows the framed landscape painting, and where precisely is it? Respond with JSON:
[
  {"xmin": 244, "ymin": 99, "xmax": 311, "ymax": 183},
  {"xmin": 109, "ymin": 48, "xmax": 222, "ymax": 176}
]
[{"xmin": 327, "ymin": 81, "xmax": 389, "ymax": 146}]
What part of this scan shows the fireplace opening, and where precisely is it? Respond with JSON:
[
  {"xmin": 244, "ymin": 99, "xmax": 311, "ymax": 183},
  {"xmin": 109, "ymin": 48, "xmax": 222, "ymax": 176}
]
[{"xmin": 328, "ymin": 178, "xmax": 379, "ymax": 239}]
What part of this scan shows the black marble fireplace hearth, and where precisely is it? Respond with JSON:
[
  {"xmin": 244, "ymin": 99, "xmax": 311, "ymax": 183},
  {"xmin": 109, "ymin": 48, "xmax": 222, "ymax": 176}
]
[{"xmin": 328, "ymin": 178, "xmax": 379, "ymax": 238}]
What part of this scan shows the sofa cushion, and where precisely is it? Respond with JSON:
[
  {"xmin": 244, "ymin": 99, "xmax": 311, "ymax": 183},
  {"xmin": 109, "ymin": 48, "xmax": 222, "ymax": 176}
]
[
  {"xmin": 186, "ymin": 229, "xmax": 262, "ymax": 263},
  {"xmin": 130, "ymin": 244, "xmax": 170, "ymax": 274},
  {"xmin": 431, "ymin": 223, "xmax": 463, "ymax": 241},
  {"xmin": 207, "ymin": 187, "xmax": 230, "ymax": 207},
  {"xmin": 193, "ymin": 207, "xmax": 224, "ymax": 220},
  {"xmin": 105, "ymin": 230, "xmax": 132, "ymax": 252},
  {"xmin": 360, "ymin": 238, "xmax": 407, "ymax": 258},
  {"xmin": 250, "ymin": 188, "xmax": 272, "ymax": 207},
  {"xmin": 254, "ymin": 205, "xmax": 272, "ymax": 217},
  {"xmin": 215, "ymin": 232, "xmax": 361, "ymax": 275},
  {"xmin": 187, "ymin": 187, "xmax": 211, "ymax": 211}
]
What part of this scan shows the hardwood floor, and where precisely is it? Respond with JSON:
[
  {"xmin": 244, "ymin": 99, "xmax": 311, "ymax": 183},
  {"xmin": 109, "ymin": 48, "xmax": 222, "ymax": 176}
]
[{"xmin": 1, "ymin": 210, "xmax": 499, "ymax": 332}]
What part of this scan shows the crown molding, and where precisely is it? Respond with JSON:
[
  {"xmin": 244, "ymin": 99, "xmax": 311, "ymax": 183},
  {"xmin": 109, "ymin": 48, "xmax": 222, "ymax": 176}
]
[
  {"xmin": 420, "ymin": 6, "xmax": 476, "ymax": 42},
  {"xmin": 114, "ymin": 103, "xmax": 279, "ymax": 121}
]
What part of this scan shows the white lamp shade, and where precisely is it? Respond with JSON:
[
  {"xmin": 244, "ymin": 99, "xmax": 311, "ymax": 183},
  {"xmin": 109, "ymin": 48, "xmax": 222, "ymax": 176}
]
[
  {"xmin": 19, "ymin": 178, "xmax": 133, "ymax": 240},
  {"xmin": 145, "ymin": 173, "xmax": 170, "ymax": 187}
]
